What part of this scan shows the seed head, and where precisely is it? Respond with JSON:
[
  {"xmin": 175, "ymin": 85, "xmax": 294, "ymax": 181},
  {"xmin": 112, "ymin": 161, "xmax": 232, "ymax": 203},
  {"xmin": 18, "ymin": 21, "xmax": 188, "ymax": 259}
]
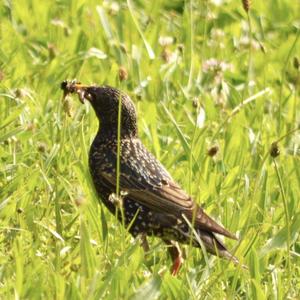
[
  {"xmin": 37, "ymin": 142, "xmax": 47, "ymax": 153},
  {"xmin": 208, "ymin": 145, "xmax": 219, "ymax": 157},
  {"xmin": 192, "ymin": 97, "xmax": 199, "ymax": 108},
  {"xmin": 17, "ymin": 208, "xmax": 24, "ymax": 214},
  {"xmin": 161, "ymin": 48, "xmax": 172, "ymax": 63},
  {"xmin": 109, "ymin": 193, "xmax": 123, "ymax": 208},
  {"xmin": 293, "ymin": 57, "xmax": 300, "ymax": 71},
  {"xmin": 0, "ymin": 70, "xmax": 4, "ymax": 81},
  {"xmin": 26, "ymin": 122, "xmax": 36, "ymax": 132},
  {"xmin": 119, "ymin": 66, "xmax": 128, "ymax": 81},
  {"xmin": 270, "ymin": 142, "xmax": 280, "ymax": 158},
  {"xmin": 74, "ymin": 195, "xmax": 86, "ymax": 207},
  {"xmin": 242, "ymin": 0, "xmax": 251, "ymax": 13}
]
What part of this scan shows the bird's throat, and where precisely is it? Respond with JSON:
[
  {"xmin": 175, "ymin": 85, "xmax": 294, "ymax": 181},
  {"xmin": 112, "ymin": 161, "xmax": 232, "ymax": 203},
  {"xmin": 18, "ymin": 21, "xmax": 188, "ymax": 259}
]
[{"xmin": 97, "ymin": 121, "xmax": 138, "ymax": 142}]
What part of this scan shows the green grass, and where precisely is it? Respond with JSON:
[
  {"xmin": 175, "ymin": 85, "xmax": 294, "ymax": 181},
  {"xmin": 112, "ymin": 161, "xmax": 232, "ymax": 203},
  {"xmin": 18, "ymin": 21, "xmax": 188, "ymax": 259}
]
[{"xmin": 1, "ymin": 0, "xmax": 300, "ymax": 299}]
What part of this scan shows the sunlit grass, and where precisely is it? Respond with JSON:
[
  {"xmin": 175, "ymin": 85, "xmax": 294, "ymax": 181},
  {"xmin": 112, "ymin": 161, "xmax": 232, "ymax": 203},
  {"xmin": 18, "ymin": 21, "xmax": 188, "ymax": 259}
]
[{"xmin": 1, "ymin": 0, "xmax": 300, "ymax": 299}]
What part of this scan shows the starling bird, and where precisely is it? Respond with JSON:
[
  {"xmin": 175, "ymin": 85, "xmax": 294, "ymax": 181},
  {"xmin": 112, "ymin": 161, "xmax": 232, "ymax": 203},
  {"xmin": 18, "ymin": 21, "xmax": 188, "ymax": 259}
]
[{"xmin": 61, "ymin": 80, "xmax": 239, "ymax": 275}]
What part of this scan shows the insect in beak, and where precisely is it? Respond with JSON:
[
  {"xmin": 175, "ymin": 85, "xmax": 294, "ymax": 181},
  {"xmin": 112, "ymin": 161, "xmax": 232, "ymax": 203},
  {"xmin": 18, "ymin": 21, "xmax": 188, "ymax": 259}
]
[{"xmin": 61, "ymin": 80, "xmax": 91, "ymax": 103}]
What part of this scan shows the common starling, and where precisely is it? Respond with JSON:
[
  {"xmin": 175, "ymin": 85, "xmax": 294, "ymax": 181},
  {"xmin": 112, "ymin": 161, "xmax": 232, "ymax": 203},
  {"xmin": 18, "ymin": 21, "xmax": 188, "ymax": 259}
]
[{"xmin": 61, "ymin": 80, "xmax": 239, "ymax": 275}]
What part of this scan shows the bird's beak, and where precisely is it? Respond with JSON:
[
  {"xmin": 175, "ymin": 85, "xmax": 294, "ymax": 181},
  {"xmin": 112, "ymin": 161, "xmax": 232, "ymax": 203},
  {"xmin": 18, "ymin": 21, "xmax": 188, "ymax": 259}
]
[
  {"xmin": 61, "ymin": 81, "xmax": 92, "ymax": 104},
  {"xmin": 74, "ymin": 84, "xmax": 89, "ymax": 104}
]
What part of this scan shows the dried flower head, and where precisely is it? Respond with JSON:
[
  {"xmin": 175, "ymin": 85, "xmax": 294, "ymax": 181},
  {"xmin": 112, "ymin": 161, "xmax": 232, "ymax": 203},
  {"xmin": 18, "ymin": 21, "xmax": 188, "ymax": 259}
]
[
  {"xmin": 161, "ymin": 48, "xmax": 172, "ymax": 63},
  {"xmin": 74, "ymin": 195, "xmax": 86, "ymax": 207},
  {"xmin": 0, "ymin": 70, "xmax": 4, "ymax": 81},
  {"xmin": 211, "ymin": 29, "xmax": 225, "ymax": 39},
  {"xmin": 51, "ymin": 18, "xmax": 71, "ymax": 36},
  {"xmin": 37, "ymin": 142, "xmax": 47, "ymax": 153},
  {"xmin": 270, "ymin": 142, "xmax": 280, "ymax": 158},
  {"xmin": 177, "ymin": 44, "xmax": 184, "ymax": 53},
  {"xmin": 109, "ymin": 193, "xmax": 123, "ymax": 208},
  {"xmin": 120, "ymin": 43, "xmax": 128, "ymax": 54},
  {"xmin": 192, "ymin": 97, "xmax": 199, "ymax": 108},
  {"xmin": 17, "ymin": 208, "xmax": 24, "ymax": 214},
  {"xmin": 108, "ymin": 2, "xmax": 120, "ymax": 16},
  {"xmin": 26, "ymin": 122, "xmax": 36, "ymax": 132},
  {"xmin": 293, "ymin": 57, "xmax": 300, "ymax": 70},
  {"xmin": 239, "ymin": 36, "xmax": 260, "ymax": 51},
  {"xmin": 202, "ymin": 58, "xmax": 232, "ymax": 74},
  {"xmin": 208, "ymin": 145, "xmax": 219, "ymax": 157},
  {"xmin": 15, "ymin": 88, "xmax": 25, "ymax": 99},
  {"xmin": 242, "ymin": 0, "xmax": 251, "ymax": 13},
  {"xmin": 48, "ymin": 43, "xmax": 57, "ymax": 60},
  {"xmin": 159, "ymin": 36, "xmax": 174, "ymax": 48},
  {"xmin": 119, "ymin": 66, "xmax": 128, "ymax": 81}
]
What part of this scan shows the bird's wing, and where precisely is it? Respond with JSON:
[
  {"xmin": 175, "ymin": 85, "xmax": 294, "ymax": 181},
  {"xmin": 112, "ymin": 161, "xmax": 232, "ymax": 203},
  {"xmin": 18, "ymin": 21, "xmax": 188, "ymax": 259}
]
[{"xmin": 99, "ymin": 139, "xmax": 237, "ymax": 239}]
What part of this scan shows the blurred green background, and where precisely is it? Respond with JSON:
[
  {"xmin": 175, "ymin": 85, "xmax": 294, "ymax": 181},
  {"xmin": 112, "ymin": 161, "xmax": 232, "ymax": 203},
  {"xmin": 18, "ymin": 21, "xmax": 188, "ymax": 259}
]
[{"xmin": 1, "ymin": 0, "xmax": 300, "ymax": 299}]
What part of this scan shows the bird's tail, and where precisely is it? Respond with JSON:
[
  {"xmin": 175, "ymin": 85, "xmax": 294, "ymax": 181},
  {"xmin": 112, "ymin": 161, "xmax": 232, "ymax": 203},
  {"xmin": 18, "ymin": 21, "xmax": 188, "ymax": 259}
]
[{"xmin": 198, "ymin": 230, "xmax": 239, "ymax": 265}]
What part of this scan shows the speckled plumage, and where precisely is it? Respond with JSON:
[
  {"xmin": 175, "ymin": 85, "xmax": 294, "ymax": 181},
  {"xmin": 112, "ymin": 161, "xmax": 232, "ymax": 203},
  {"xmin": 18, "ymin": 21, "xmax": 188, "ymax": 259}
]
[{"xmin": 62, "ymin": 82, "xmax": 239, "ymax": 273}]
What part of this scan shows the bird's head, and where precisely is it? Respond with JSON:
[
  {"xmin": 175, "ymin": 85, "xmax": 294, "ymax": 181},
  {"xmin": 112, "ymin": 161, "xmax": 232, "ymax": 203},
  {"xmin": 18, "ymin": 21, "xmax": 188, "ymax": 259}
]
[{"xmin": 61, "ymin": 80, "xmax": 138, "ymax": 139}]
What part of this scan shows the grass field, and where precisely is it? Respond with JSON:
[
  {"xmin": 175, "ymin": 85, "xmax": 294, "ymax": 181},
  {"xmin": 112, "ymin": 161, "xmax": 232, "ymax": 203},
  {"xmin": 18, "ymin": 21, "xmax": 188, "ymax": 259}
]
[{"xmin": 1, "ymin": 0, "xmax": 300, "ymax": 299}]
